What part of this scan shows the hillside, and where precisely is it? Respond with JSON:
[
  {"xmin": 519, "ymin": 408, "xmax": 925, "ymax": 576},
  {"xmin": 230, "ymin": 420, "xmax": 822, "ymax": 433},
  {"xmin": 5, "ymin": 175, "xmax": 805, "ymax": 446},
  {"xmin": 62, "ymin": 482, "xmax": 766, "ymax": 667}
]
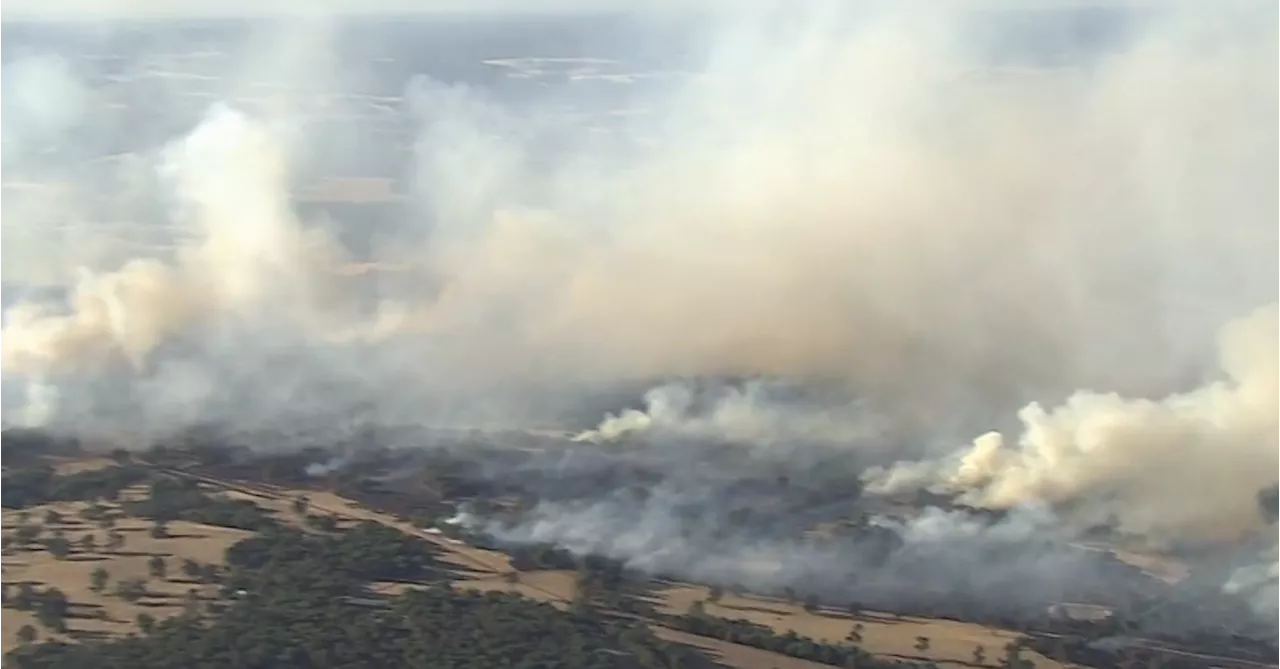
[
  {"xmin": 4, "ymin": 443, "xmax": 1275, "ymax": 669},
  {"xmin": 0, "ymin": 454, "xmax": 931, "ymax": 669}
]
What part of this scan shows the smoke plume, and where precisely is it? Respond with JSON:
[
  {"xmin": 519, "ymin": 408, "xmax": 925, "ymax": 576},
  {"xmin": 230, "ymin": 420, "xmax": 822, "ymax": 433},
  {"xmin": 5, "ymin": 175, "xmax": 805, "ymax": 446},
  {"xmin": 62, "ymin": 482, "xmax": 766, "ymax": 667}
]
[
  {"xmin": 864, "ymin": 303, "xmax": 1279, "ymax": 544},
  {"xmin": 4, "ymin": 4, "xmax": 1275, "ymax": 429},
  {"xmin": 1, "ymin": 0, "xmax": 1276, "ymax": 638}
]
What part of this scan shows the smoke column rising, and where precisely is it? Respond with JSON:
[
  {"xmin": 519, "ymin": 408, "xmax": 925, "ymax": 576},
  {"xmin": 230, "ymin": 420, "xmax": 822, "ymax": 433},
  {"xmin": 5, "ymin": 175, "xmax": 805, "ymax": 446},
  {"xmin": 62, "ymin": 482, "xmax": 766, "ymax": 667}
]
[
  {"xmin": 2, "ymin": 105, "xmax": 346, "ymax": 377},
  {"xmin": 0, "ymin": 0, "xmax": 1276, "ymax": 632}
]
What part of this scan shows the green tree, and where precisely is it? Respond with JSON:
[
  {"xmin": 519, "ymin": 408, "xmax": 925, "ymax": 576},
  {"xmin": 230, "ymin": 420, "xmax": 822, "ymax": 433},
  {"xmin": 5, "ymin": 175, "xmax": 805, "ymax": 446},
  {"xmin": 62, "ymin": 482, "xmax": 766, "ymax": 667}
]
[
  {"xmin": 148, "ymin": 555, "xmax": 168, "ymax": 579},
  {"xmin": 79, "ymin": 503, "xmax": 108, "ymax": 522},
  {"xmin": 43, "ymin": 509, "xmax": 63, "ymax": 526},
  {"xmin": 973, "ymin": 644, "xmax": 987, "ymax": 665},
  {"xmin": 16, "ymin": 624, "xmax": 38, "ymax": 645},
  {"xmin": 1004, "ymin": 641, "xmax": 1031, "ymax": 669},
  {"xmin": 45, "ymin": 534, "xmax": 71, "ymax": 560},
  {"xmin": 914, "ymin": 636, "xmax": 931, "ymax": 653},
  {"xmin": 97, "ymin": 515, "xmax": 116, "ymax": 531},
  {"xmin": 502, "ymin": 570, "xmax": 520, "ymax": 585},
  {"xmin": 116, "ymin": 578, "xmax": 147, "ymax": 603},
  {"xmin": 707, "ymin": 585, "xmax": 724, "ymax": 603},
  {"xmin": 78, "ymin": 533, "xmax": 97, "ymax": 554},
  {"xmin": 13, "ymin": 583, "xmax": 37, "ymax": 611},
  {"xmin": 182, "ymin": 589, "xmax": 202, "ymax": 618},
  {"xmin": 573, "ymin": 566, "xmax": 597, "ymax": 607},
  {"xmin": 16, "ymin": 510, "xmax": 32, "ymax": 526},
  {"xmin": 106, "ymin": 529, "xmax": 125, "ymax": 552},
  {"xmin": 149, "ymin": 521, "xmax": 169, "ymax": 539},
  {"xmin": 181, "ymin": 558, "xmax": 202, "ymax": 580},
  {"xmin": 35, "ymin": 587, "xmax": 69, "ymax": 632},
  {"xmin": 90, "ymin": 566, "xmax": 110, "ymax": 593},
  {"xmin": 291, "ymin": 495, "xmax": 309, "ymax": 515},
  {"xmin": 846, "ymin": 623, "xmax": 864, "ymax": 643},
  {"xmin": 305, "ymin": 514, "xmax": 338, "ymax": 532},
  {"xmin": 198, "ymin": 563, "xmax": 220, "ymax": 584},
  {"xmin": 409, "ymin": 511, "xmax": 438, "ymax": 529},
  {"xmin": 688, "ymin": 600, "xmax": 706, "ymax": 617},
  {"xmin": 1051, "ymin": 639, "xmax": 1069, "ymax": 663},
  {"xmin": 14, "ymin": 524, "xmax": 42, "ymax": 546},
  {"xmin": 136, "ymin": 612, "xmax": 156, "ymax": 634},
  {"xmin": 1, "ymin": 526, "xmax": 707, "ymax": 668}
]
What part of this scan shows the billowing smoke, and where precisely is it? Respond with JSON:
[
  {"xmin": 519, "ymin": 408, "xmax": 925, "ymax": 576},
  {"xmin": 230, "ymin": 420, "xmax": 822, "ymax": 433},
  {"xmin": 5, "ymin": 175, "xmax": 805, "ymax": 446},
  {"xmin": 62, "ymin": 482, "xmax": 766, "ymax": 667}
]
[
  {"xmin": 5, "ymin": 4, "xmax": 1275, "ymax": 427},
  {"xmin": 864, "ymin": 303, "xmax": 1279, "ymax": 544},
  {"xmin": 3, "ymin": 105, "xmax": 344, "ymax": 377},
  {"xmin": 1, "ymin": 0, "xmax": 1276, "ymax": 639},
  {"xmin": 473, "ymin": 499, "xmax": 1080, "ymax": 611},
  {"xmin": 572, "ymin": 379, "xmax": 887, "ymax": 451},
  {"xmin": 0, "ymin": 103, "xmax": 373, "ymax": 443}
]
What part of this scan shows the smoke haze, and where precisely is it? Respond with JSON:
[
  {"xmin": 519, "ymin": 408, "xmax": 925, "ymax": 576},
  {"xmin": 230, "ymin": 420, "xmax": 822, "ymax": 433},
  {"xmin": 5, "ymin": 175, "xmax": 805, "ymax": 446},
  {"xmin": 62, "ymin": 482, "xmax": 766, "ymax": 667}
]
[{"xmin": 1, "ymin": 0, "xmax": 1276, "ymax": 638}]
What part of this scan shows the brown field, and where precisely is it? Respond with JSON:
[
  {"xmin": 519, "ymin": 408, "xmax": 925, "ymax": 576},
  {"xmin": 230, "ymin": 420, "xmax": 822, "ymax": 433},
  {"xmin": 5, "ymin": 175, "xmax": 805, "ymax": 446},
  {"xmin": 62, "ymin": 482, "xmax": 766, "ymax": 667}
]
[
  {"xmin": 2, "ymin": 466, "xmax": 1082, "ymax": 668},
  {"xmin": 653, "ymin": 584, "xmax": 1065, "ymax": 669},
  {"xmin": 2, "ymin": 498, "xmax": 252, "ymax": 652},
  {"xmin": 49, "ymin": 458, "xmax": 118, "ymax": 476},
  {"xmin": 1083, "ymin": 545, "xmax": 1189, "ymax": 585},
  {"xmin": 266, "ymin": 475, "xmax": 1096, "ymax": 669},
  {"xmin": 653, "ymin": 625, "xmax": 845, "ymax": 669},
  {"xmin": 197, "ymin": 480, "xmax": 913, "ymax": 668}
]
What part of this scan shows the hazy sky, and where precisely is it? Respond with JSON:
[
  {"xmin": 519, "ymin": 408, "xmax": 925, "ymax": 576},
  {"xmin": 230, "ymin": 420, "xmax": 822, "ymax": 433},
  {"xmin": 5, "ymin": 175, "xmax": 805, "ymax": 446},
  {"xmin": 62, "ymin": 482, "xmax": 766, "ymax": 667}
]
[{"xmin": 1, "ymin": 0, "xmax": 1161, "ymax": 21}]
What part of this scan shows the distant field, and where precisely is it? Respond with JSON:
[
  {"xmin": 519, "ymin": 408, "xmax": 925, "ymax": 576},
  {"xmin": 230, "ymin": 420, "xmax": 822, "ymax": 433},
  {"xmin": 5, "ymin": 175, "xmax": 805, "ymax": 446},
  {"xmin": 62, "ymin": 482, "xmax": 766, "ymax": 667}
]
[
  {"xmin": 258, "ymin": 482, "xmax": 1072, "ymax": 669},
  {"xmin": 0, "ymin": 458, "xmax": 1080, "ymax": 668},
  {"xmin": 652, "ymin": 626, "xmax": 840, "ymax": 669},
  {"xmin": 225, "ymin": 481, "xmax": 863, "ymax": 669},
  {"xmin": 652, "ymin": 583, "xmax": 1063, "ymax": 669},
  {"xmin": 8, "ymin": 453, "xmax": 1271, "ymax": 669},
  {"xmin": 2, "ymin": 495, "xmax": 251, "ymax": 651}
]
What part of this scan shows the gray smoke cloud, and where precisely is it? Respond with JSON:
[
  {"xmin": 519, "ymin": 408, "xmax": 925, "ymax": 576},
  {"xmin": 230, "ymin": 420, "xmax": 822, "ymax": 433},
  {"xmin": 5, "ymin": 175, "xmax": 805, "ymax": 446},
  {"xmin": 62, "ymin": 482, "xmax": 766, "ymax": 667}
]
[
  {"xmin": 5, "ymin": 4, "xmax": 1276, "ymax": 421},
  {"xmin": 1, "ymin": 0, "xmax": 1276, "ymax": 637},
  {"xmin": 464, "ymin": 481, "xmax": 1280, "ymax": 637},
  {"xmin": 572, "ymin": 380, "xmax": 888, "ymax": 450}
]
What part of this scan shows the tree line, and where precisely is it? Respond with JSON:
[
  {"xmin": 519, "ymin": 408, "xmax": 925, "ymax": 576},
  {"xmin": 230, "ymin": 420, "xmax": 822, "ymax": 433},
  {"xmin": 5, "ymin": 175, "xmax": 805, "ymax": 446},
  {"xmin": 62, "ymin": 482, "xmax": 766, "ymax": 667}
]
[{"xmin": 5, "ymin": 522, "xmax": 699, "ymax": 669}]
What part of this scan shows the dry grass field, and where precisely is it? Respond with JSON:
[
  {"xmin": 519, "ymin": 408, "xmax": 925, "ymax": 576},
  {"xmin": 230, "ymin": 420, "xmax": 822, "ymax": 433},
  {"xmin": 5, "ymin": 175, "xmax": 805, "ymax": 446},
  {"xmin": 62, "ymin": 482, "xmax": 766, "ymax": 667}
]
[
  {"xmin": 2, "ymin": 495, "xmax": 252, "ymax": 651},
  {"xmin": 652, "ymin": 584, "xmax": 1065, "ymax": 669},
  {"xmin": 3, "ymin": 464, "xmax": 1080, "ymax": 668},
  {"xmin": 208, "ymin": 480, "xmax": 988, "ymax": 669},
  {"xmin": 652, "ymin": 625, "xmax": 843, "ymax": 669},
  {"xmin": 49, "ymin": 458, "xmax": 118, "ymax": 476},
  {"xmin": 223, "ymin": 483, "xmax": 871, "ymax": 668}
]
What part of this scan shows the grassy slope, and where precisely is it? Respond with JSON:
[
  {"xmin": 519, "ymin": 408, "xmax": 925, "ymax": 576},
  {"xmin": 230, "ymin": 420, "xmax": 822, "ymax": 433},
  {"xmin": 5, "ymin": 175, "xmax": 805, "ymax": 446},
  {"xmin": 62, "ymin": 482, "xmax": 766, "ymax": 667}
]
[{"xmin": 3, "ymin": 463, "xmax": 1071, "ymax": 668}]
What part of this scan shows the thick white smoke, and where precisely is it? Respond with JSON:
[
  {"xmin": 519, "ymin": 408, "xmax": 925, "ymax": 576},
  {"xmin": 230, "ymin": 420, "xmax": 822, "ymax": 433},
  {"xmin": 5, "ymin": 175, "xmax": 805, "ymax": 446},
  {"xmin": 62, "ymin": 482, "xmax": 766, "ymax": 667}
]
[
  {"xmin": 0, "ymin": 4, "xmax": 1275, "ymax": 615},
  {"xmin": 2, "ymin": 105, "xmax": 346, "ymax": 378},
  {"xmin": 572, "ymin": 380, "xmax": 887, "ymax": 449},
  {"xmin": 0, "ymin": 104, "xmax": 397, "ymax": 443},
  {"xmin": 863, "ymin": 303, "xmax": 1279, "ymax": 544},
  {"xmin": 471, "ymin": 493, "xmax": 1122, "ymax": 617}
]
